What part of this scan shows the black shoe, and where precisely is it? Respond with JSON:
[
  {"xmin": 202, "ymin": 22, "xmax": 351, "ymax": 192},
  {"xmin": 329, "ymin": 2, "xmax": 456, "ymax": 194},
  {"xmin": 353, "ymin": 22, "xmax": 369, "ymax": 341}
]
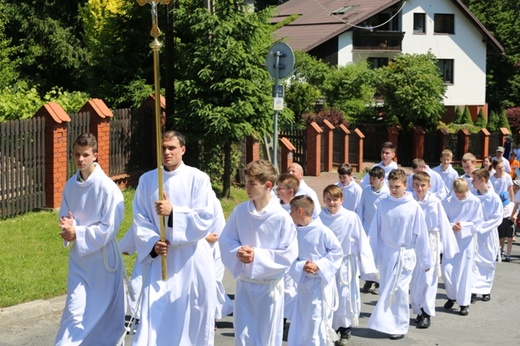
[
  {"xmin": 417, "ymin": 314, "xmax": 431, "ymax": 329},
  {"xmin": 459, "ymin": 305, "xmax": 469, "ymax": 316},
  {"xmin": 471, "ymin": 294, "xmax": 476, "ymax": 304},
  {"xmin": 415, "ymin": 314, "xmax": 423, "ymax": 324},
  {"xmin": 482, "ymin": 294, "xmax": 491, "ymax": 302},
  {"xmin": 335, "ymin": 330, "xmax": 351, "ymax": 346},
  {"xmin": 444, "ymin": 299, "xmax": 455, "ymax": 309},
  {"xmin": 389, "ymin": 334, "xmax": 404, "ymax": 340},
  {"xmin": 362, "ymin": 281, "xmax": 373, "ymax": 293},
  {"xmin": 505, "ymin": 256, "xmax": 511, "ymax": 262}
]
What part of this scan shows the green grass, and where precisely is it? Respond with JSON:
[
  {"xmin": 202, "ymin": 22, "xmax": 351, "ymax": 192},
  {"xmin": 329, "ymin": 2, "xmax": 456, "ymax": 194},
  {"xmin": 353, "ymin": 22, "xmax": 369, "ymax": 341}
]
[{"xmin": 0, "ymin": 186, "xmax": 248, "ymax": 308}]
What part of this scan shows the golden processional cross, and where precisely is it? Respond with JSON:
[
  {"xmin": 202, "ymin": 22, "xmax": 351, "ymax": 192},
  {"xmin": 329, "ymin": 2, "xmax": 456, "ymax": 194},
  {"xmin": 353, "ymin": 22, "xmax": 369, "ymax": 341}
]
[{"xmin": 137, "ymin": 0, "xmax": 171, "ymax": 281}]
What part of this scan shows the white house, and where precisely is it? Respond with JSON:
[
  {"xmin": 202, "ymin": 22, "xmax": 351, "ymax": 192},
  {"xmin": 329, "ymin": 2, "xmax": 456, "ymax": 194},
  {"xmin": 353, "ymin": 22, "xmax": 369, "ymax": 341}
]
[{"xmin": 273, "ymin": 0, "xmax": 504, "ymax": 119}]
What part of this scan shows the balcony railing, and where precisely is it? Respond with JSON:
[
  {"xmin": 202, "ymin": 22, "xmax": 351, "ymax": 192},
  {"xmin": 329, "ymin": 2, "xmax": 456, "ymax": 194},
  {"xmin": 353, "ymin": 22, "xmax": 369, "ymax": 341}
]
[{"xmin": 353, "ymin": 30, "xmax": 405, "ymax": 51}]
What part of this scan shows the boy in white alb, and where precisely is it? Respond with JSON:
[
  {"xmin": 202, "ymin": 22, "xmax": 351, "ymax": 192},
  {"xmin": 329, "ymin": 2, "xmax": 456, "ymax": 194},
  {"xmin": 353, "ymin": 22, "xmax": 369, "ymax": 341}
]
[
  {"xmin": 432, "ymin": 149, "xmax": 459, "ymax": 195},
  {"xmin": 410, "ymin": 172, "xmax": 459, "ymax": 329},
  {"xmin": 288, "ymin": 162, "xmax": 321, "ymax": 217},
  {"xmin": 335, "ymin": 163, "xmax": 362, "ymax": 212},
  {"xmin": 220, "ymin": 160, "xmax": 298, "ymax": 346},
  {"xmin": 275, "ymin": 173, "xmax": 300, "ymax": 323},
  {"xmin": 490, "ymin": 159, "xmax": 514, "ymax": 202},
  {"xmin": 276, "ymin": 173, "xmax": 300, "ymax": 213},
  {"xmin": 442, "ymin": 178, "xmax": 484, "ymax": 316},
  {"xmin": 360, "ymin": 141, "xmax": 398, "ymax": 188},
  {"xmin": 470, "ymin": 169, "xmax": 502, "ymax": 302},
  {"xmin": 406, "ymin": 158, "xmax": 448, "ymax": 200},
  {"xmin": 287, "ymin": 196, "xmax": 342, "ymax": 346},
  {"xmin": 367, "ymin": 169, "xmax": 431, "ymax": 340},
  {"xmin": 357, "ymin": 166, "xmax": 389, "ymax": 293},
  {"xmin": 55, "ymin": 133, "xmax": 125, "ymax": 346},
  {"xmin": 319, "ymin": 185, "xmax": 377, "ymax": 345}
]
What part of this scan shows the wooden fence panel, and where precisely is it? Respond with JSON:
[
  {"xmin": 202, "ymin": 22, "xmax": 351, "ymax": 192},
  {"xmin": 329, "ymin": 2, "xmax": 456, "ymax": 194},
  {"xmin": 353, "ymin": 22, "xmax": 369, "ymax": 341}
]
[
  {"xmin": 109, "ymin": 108, "xmax": 155, "ymax": 176},
  {"xmin": 350, "ymin": 123, "xmax": 387, "ymax": 162},
  {"xmin": 424, "ymin": 131, "xmax": 441, "ymax": 165},
  {"xmin": 468, "ymin": 132, "xmax": 484, "ymax": 160},
  {"xmin": 0, "ymin": 117, "xmax": 45, "ymax": 218}
]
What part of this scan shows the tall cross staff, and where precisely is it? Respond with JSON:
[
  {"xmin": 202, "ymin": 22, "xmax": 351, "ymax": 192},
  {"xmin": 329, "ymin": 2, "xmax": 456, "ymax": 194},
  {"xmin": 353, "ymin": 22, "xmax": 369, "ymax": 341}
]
[{"xmin": 137, "ymin": 0, "xmax": 171, "ymax": 280}]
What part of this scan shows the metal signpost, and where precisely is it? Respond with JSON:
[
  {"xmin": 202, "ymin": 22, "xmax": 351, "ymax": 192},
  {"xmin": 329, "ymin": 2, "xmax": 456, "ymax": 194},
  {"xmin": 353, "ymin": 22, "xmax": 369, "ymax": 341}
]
[{"xmin": 266, "ymin": 42, "xmax": 294, "ymax": 172}]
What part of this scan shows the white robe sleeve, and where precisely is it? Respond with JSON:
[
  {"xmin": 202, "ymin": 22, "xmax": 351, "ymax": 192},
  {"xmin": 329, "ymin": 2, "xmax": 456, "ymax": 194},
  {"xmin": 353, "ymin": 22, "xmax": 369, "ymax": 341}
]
[
  {"xmin": 314, "ymin": 231, "xmax": 343, "ymax": 285},
  {"xmin": 352, "ymin": 215, "xmax": 377, "ymax": 276},
  {"xmin": 436, "ymin": 202, "xmax": 459, "ymax": 260},
  {"xmin": 413, "ymin": 207, "xmax": 432, "ymax": 270}
]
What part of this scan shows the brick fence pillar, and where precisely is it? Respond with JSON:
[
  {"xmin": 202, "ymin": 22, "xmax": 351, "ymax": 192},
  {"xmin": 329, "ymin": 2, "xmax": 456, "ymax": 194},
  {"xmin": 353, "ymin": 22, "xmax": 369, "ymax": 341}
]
[
  {"xmin": 387, "ymin": 125, "xmax": 400, "ymax": 163},
  {"xmin": 246, "ymin": 137, "xmax": 260, "ymax": 163},
  {"xmin": 80, "ymin": 99, "xmax": 113, "ymax": 174},
  {"xmin": 280, "ymin": 137, "xmax": 296, "ymax": 173},
  {"xmin": 481, "ymin": 128, "xmax": 490, "ymax": 159},
  {"xmin": 35, "ymin": 103, "xmax": 71, "ymax": 209},
  {"xmin": 337, "ymin": 124, "xmax": 350, "ymax": 165},
  {"xmin": 322, "ymin": 119, "xmax": 334, "ymax": 172},
  {"xmin": 412, "ymin": 126, "xmax": 425, "ymax": 160},
  {"xmin": 458, "ymin": 129, "xmax": 470, "ymax": 156},
  {"xmin": 353, "ymin": 128, "xmax": 365, "ymax": 173},
  {"xmin": 306, "ymin": 121, "xmax": 322, "ymax": 176}
]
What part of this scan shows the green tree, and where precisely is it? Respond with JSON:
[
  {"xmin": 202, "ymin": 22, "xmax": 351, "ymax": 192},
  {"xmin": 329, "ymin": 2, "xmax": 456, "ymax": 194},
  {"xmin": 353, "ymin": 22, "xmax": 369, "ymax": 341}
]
[
  {"xmin": 474, "ymin": 108, "xmax": 487, "ymax": 128},
  {"xmin": 498, "ymin": 110, "xmax": 511, "ymax": 132},
  {"xmin": 285, "ymin": 81, "xmax": 321, "ymax": 119},
  {"xmin": 293, "ymin": 51, "xmax": 331, "ymax": 87},
  {"xmin": 378, "ymin": 53, "xmax": 446, "ymax": 131},
  {"xmin": 464, "ymin": 1, "xmax": 520, "ymax": 112},
  {"xmin": 284, "ymin": 51, "xmax": 330, "ymax": 125},
  {"xmin": 453, "ymin": 106, "xmax": 464, "ymax": 124},
  {"xmin": 462, "ymin": 106, "xmax": 473, "ymax": 124},
  {"xmin": 3, "ymin": 0, "xmax": 90, "ymax": 94},
  {"xmin": 80, "ymin": 0, "xmax": 154, "ymax": 107},
  {"xmin": 0, "ymin": 0, "xmax": 19, "ymax": 90},
  {"xmin": 488, "ymin": 111, "xmax": 500, "ymax": 132},
  {"xmin": 321, "ymin": 61, "xmax": 376, "ymax": 120},
  {"xmin": 172, "ymin": 0, "xmax": 281, "ymax": 197}
]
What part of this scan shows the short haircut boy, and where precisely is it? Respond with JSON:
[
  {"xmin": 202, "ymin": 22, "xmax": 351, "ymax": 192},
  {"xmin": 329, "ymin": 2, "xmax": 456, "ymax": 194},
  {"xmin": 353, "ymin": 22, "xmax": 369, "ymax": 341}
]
[
  {"xmin": 411, "ymin": 158, "xmax": 426, "ymax": 170},
  {"xmin": 382, "ymin": 141, "xmax": 395, "ymax": 152},
  {"xmin": 388, "ymin": 168, "xmax": 407, "ymax": 184},
  {"xmin": 323, "ymin": 184, "xmax": 343, "ymax": 199},
  {"xmin": 453, "ymin": 178, "xmax": 469, "ymax": 193},
  {"xmin": 472, "ymin": 168, "xmax": 490, "ymax": 181},
  {"xmin": 338, "ymin": 163, "xmax": 353, "ymax": 176},
  {"xmin": 461, "ymin": 153, "xmax": 476, "ymax": 164},
  {"xmin": 162, "ymin": 130, "xmax": 186, "ymax": 146},
  {"xmin": 290, "ymin": 195, "xmax": 315, "ymax": 217},
  {"xmin": 492, "ymin": 158, "xmax": 503, "ymax": 169},
  {"xmin": 244, "ymin": 159, "xmax": 277, "ymax": 185},
  {"xmin": 440, "ymin": 149, "xmax": 453, "ymax": 159},
  {"xmin": 412, "ymin": 171, "xmax": 431, "ymax": 184},
  {"xmin": 369, "ymin": 166, "xmax": 385, "ymax": 179},
  {"xmin": 277, "ymin": 173, "xmax": 300, "ymax": 192},
  {"xmin": 74, "ymin": 133, "xmax": 98, "ymax": 153}
]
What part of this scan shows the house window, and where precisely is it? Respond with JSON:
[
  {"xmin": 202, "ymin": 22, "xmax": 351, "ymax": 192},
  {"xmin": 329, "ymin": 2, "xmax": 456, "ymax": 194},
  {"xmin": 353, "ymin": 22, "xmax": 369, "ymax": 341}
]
[
  {"xmin": 434, "ymin": 14, "xmax": 455, "ymax": 34},
  {"xmin": 437, "ymin": 59, "xmax": 454, "ymax": 83},
  {"xmin": 368, "ymin": 57, "xmax": 389, "ymax": 69},
  {"xmin": 414, "ymin": 13, "xmax": 426, "ymax": 33}
]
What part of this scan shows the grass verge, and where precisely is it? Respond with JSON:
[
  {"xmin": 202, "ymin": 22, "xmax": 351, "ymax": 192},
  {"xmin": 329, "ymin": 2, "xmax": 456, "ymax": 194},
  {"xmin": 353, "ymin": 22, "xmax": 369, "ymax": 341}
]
[{"xmin": 0, "ymin": 185, "xmax": 247, "ymax": 308}]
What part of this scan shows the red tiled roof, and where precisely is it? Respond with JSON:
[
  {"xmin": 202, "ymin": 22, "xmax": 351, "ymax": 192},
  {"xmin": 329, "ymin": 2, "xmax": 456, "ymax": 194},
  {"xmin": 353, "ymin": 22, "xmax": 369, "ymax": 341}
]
[{"xmin": 273, "ymin": 0, "xmax": 503, "ymax": 53}]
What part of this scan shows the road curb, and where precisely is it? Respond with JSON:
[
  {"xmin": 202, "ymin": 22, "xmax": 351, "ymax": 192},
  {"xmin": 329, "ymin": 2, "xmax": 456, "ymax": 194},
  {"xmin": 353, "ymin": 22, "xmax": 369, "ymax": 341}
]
[{"xmin": 0, "ymin": 295, "xmax": 65, "ymax": 328}]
